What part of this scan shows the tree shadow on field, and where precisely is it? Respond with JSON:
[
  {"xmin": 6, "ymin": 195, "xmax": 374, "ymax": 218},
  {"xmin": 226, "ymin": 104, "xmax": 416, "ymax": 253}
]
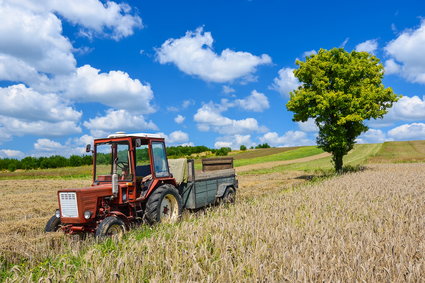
[
  {"xmin": 296, "ymin": 165, "xmax": 368, "ymax": 182},
  {"xmin": 295, "ymin": 175, "xmax": 315, "ymax": 180}
]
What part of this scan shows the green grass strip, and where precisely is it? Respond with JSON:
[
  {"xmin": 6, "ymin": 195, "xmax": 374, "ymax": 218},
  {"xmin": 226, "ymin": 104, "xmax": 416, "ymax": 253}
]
[
  {"xmin": 233, "ymin": 146, "xmax": 323, "ymax": 167},
  {"xmin": 243, "ymin": 143, "xmax": 381, "ymax": 175}
]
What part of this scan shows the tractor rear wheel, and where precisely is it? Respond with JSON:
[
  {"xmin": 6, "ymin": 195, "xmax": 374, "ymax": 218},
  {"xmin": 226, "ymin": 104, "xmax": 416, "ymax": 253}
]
[
  {"xmin": 145, "ymin": 184, "xmax": 182, "ymax": 224},
  {"xmin": 95, "ymin": 216, "xmax": 126, "ymax": 238},
  {"xmin": 222, "ymin": 187, "xmax": 236, "ymax": 204},
  {"xmin": 45, "ymin": 215, "xmax": 61, "ymax": 232}
]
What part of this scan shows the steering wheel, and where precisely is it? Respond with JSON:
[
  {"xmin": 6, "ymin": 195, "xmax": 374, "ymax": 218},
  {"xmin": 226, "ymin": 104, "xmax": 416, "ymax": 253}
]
[{"xmin": 117, "ymin": 161, "xmax": 129, "ymax": 170}]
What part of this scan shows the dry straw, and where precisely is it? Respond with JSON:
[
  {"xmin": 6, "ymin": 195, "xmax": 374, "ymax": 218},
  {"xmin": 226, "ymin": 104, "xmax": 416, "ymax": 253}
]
[{"xmin": 1, "ymin": 164, "xmax": 424, "ymax": 281}]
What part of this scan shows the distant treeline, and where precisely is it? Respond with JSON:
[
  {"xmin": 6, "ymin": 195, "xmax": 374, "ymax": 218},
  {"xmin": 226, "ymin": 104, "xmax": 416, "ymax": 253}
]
[
  {"xmin": 0, "ymin": 155, "xmax": 93, "ymax": 172},
  {"xmin": 166, "ymin": 145, "xmax": 212, "ymax": 157},
  {"xmin": 0, "ymin": 144, "xmax": 271, "ymax": 172},
  {"xmin": 0, "ymin": 145, "xmax": 226, "ymax": 172}
]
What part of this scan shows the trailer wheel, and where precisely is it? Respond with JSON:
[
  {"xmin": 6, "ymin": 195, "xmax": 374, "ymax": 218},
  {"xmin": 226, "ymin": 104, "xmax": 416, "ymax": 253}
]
[
  {"xmin": 222, "ymin": 187, "xmax": 236, "ymax": 204},
  {"xmin": 45, "ymin": 215, "xmax": 61, "ymax": 232},
  {"xmin": 95, "ymin": 216, "xmax": 126, "ymax": 238},
  {"xmin": 145, "ymin": 184, "xmax": 182, "ymax": 224}
]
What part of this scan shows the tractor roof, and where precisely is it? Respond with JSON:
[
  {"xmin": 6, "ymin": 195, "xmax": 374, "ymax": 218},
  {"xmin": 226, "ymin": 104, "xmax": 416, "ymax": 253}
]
[{"xmin": 107, "ymin": 132, "xmax": 163, "ymax": 139}]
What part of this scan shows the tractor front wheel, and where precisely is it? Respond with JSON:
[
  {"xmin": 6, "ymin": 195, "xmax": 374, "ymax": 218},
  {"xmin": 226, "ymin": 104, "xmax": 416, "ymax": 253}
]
[
  {"xmin": 145, "ymin": 184, "xmax": 182, "ymax": 224},
  {"xmin": 95, "ymin": 216, "xmax": 126, "ymax": 238},
  {"xmin": 45, "ymin": 215, "xmax": 61, "ymax": 232}
]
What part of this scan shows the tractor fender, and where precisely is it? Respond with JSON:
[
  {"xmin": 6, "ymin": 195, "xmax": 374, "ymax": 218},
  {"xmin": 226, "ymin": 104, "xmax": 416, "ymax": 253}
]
[
  {"xmin": 106, "ymin": 211, "xmax": 130, "ymax": 227},
  {"xmin": 142, "ymin": 179, "xmax": 177, "ymax": 200},
  {"xmin": 216, "ymin": 183, "xmax": 235, "ymax": 198}
]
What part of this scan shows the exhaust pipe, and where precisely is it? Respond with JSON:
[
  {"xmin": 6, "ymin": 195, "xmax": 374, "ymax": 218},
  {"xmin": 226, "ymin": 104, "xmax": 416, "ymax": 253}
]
[
  {"xmin": 112, "ymin": 173, "xmax": 118, "ymax": 197},
  {"xmin": 112, "ymin": 156, "xmax": 119, "ymax": 197}
]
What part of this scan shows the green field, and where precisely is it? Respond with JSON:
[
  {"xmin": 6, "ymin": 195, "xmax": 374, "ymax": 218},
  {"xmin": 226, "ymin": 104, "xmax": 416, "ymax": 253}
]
[
  {"xmin": 367, "ymin": 140, "xmax": 425, "ymax": 163},
  {"xmin": 0, "ymin": 165, "xmax": 92, "ymax": 180},
  {"xmin": 245, "ymin": 143, "xmax": 382, "ymax": 175},
  {"xmin": 233, "ymin": 146, "xmax": 323, "ymax": 167}
]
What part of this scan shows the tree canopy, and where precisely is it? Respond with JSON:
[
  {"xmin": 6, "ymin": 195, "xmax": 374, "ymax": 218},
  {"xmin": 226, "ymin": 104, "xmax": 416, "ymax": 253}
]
[{"xmin": 286, "ymin": 48, "xmax": 400, "ymax": 172}]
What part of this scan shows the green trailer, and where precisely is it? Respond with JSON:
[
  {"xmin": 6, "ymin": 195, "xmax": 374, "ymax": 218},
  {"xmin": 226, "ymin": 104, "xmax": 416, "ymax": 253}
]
[{"xmin": 168, "ymin": 158, "xmax": 238, "ymax": 209}]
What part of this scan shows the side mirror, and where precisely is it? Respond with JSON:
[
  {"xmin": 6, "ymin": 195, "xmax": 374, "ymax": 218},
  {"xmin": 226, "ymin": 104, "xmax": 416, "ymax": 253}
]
[
  {"xmin": 85, "ymin": 144, "xmax": 91, "ymax": 153},
  {"xmin": 135, "ymin": 138, "xmax": 142, "ymax": 147}
]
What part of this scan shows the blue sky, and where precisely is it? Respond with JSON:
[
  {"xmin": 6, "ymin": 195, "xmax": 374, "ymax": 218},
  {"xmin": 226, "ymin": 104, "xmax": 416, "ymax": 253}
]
[{"xmin": 1, "ymin": 0, "xmax": 425, "ymax": 158}]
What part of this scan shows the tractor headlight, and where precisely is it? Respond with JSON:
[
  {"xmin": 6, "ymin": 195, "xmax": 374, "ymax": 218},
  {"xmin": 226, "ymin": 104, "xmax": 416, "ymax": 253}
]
[
  {"xmin": 55, "ymin": 209, "xmax": 60, "ymax": 218},
  {"xmin": 84, "ymin": 210, "xmax": 92, "ymax": 219}
]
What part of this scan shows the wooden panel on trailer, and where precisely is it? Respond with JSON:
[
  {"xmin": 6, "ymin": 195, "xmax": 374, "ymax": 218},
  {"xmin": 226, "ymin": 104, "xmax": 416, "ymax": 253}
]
[{"xmin": 202, "ymin": 157, "xmax": 233, "ymax": 171}]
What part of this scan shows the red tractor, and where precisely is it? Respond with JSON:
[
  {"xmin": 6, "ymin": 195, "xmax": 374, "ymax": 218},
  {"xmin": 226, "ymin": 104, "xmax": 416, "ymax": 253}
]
[{"xmin": 45, "ymin": 132, "xmax": 237, "ymax": 237}]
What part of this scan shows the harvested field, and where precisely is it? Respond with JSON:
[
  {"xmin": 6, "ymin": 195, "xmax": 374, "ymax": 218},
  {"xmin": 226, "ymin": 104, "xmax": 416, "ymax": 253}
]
[
  {"xmin": 0, "ymin": 179, "xmax": 91, "ymax": 265},
  {"xmin": 0, "ymin": 171, "xmax": 305, "ymax": 272},
  {"xmin": 368, "ymin": 140, "xmax": 425, "ymax": 163},
  {"xmin": 2, "ymin": 163, "xmax": 424, "ymax": 281}
]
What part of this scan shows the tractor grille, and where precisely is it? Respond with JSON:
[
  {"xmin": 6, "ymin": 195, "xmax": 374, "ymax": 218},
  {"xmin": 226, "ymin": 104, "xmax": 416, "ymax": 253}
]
[{"xmin": 59, "ymin": 192, "xmax": 79, "ymax": 218}]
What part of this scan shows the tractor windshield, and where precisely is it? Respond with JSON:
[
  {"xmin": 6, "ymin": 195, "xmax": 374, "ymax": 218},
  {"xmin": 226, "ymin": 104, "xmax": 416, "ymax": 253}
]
[{"xmin": 95, "ymin": 141, "xmax": 133, "ymax": 182}]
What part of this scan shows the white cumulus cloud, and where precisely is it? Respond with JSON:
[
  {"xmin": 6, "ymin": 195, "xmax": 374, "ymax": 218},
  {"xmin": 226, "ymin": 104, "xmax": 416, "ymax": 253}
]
[
  {"xmin": 260, "ymin": 131, "xmax": 314, "ymax": 147},
  {"xmin": 0, "ymin": 149, "xmax": 25, "ymax": 159},
  {"xmin": 389, "ymin": 95, "xmax": 425, "ymax": 120},
  {"xmin": 222, "ymin": 85, "xmax": 236, "ymax": 94},
  {"xmin": 370, "ymin": 95, "xmax": 425, "ymax": 127},
  {"xmin": 194, "ymin": 103, "xmax": 267, "ymax": 135},
  {"xmin": 388, "ymin": 123, "xmax": 425, "ymax": 140},
  {"xmin": 174, "ymin": 115, "xmax": 185, "ymax": 124},
  {"xmin": 156, "ymin": 27, "xmax": 271, "ymax": 83},
  {"xmin": 83, "ymin": 109, "xmax": 158, "ymax": 137},
  {"xmin": 0, "ymin": 84, "xmax": 81, "ymax": 122},
  {"xmin": 7, "ymin": 0, "xmax": 142, "ymax": 40},
  {"xmin": 302, "ymin": 50, "xmax": 317, "ymax": 57},
  {"xmin": 33, "ymin": 136, "xmax": 95, "ymax": 157},
  {"xmin": 41, "ymin": 65, "xmax": 155, "ymax": 114},
  {"xmin": 167, "ymin": 131, "xmax": 189, "ymax": 144},
  {"xmin": 384, "ymin": 59, "xmax": 401, "ymax": 75},
  {"xmin": 0, "ymin": 2, "xmax": 76, "ymax": 83},
  {"xmin": 356, "ymin": 129, "xmax": 387, "ymax": 144},
  {"xmin": 34, "ymin": 138, "xmax": 65, "ymax": 152},
  {"xmin": 297, "ymin": 118, "xmax": 318, "ymax": 132},
  {"xmin": 214, "ymin": 135, "xmax": 252, "ymax": 149},
  {"xmin": 270, "ymin": 67, "xmax": 300, "ymax": 97},
  {"xmin": 385, "ymin": 20, "xmax": 425, "ymax": 83},
  {"xmin": 157, "ymin": 131, "xmax": 190, "ymax": 145},
  {"xmin": 234, "ymin": 90, "xmax": 269, "ymax": 112},
  {"xmin": 355, "ymin": 39, "xmax": 378, "ymax": 54},
  {"xmin": 0, "ymin": 117, "xmax": 81, "ymax": 137}
]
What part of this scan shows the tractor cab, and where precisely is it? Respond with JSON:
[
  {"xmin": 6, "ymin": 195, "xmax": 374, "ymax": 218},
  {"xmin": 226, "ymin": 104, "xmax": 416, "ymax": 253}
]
[
  {"xmin": 47, "ymin": 133, "xmax": 178, "ymax": 235},
  {"xmin": 91, "ymin": 132, "xmax": 175, "ymax": 201}
]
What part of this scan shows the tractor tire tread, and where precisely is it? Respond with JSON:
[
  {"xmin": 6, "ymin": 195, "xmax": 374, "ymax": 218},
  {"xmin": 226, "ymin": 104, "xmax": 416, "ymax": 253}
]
[
  {"xmin": 45, "ymin": 215, "xmax": 61, "ymax": 232},
  {"xmin": 145, "ymin": 184, "xmax": 182, "ymax": 224},
  {"xmin": 95, "ymin": 216, "xmax": 125, "ymax": 238}
]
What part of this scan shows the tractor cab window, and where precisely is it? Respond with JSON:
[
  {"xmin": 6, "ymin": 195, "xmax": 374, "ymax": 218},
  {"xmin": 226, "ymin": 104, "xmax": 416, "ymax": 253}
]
[
  {"xmin": 95, "ymin": 141, "xmax": 133, "ymax": 182},
  {"xmin": 152, "ymin": 142, "xmax": 169, "ymax": 177},
  {"xmin": 135, "ymin": 144, "xmax": 151, "ymax": 177}
]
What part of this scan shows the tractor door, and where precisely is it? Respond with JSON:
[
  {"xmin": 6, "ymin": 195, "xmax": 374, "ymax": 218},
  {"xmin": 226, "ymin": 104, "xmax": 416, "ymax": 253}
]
[{"xmin": 151, "ymin": 141, "xmax": 170, "ymax": 178}]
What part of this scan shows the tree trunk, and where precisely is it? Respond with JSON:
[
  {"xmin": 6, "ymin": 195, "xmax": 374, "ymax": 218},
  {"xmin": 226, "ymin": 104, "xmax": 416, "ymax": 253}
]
[{"xmin": 332, "ymin": 152, "xmax": 343, "ymax": 173}]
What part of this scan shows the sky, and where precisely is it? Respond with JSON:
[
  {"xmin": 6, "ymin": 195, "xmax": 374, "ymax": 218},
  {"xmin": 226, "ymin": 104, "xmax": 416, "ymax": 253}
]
[{"xmin": 1, "ymin": 0, "xmax": 425, "ymax": 159}]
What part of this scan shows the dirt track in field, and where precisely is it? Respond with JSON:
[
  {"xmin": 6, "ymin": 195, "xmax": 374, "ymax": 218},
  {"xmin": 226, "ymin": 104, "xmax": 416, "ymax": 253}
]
[{"xmin": 236, "ymin": 152, "xmax": 331, "ymax": 173}]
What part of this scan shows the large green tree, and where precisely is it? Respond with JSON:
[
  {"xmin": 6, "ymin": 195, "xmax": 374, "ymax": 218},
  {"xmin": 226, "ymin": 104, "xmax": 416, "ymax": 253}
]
[{"xmin": 287, "ymin": 48, "xmax": 400, "ymax": 172}]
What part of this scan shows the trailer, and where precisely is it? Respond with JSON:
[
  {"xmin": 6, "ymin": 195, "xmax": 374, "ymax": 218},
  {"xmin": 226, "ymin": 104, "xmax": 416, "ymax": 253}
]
[
  {"xmin": 45, "ymin": 132, "xmax": 237, "ymax": 237},
  {"xmin": 169, "ymin": 158, "xmax": 237, "ymax": 210}
]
